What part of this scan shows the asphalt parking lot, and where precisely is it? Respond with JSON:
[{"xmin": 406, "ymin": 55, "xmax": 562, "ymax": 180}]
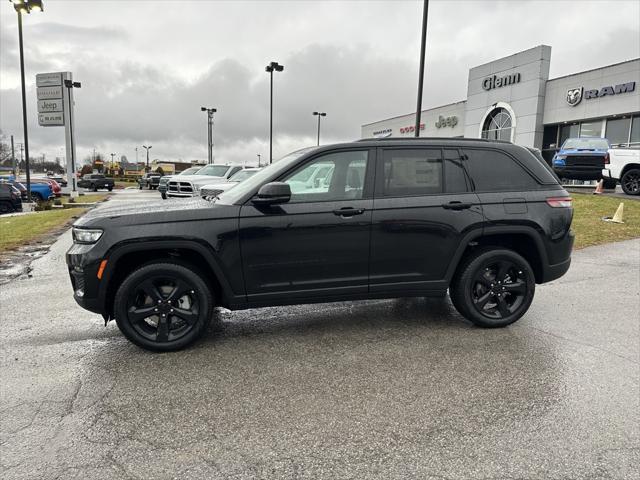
[{"xmin": 1, "ymin": 189, "xmax": 638, "ymax": 479}]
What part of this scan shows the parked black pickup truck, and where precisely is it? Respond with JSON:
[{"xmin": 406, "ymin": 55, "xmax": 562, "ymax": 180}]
[
  {"xmin": 138, "ymin": 173, "xmax": 162, "ymax": 190},
  {"xmin": 78, "ymin": 174, "xmax": 114, "ymax": 192},
  {"xmin": 67, "ymin": 138, "xmax": 574, "ymax": 351}
]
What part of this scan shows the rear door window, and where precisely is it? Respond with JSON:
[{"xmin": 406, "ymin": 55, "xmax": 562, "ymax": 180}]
[
  {"xmin": 380, "ymin": 148, "xmax": 443, "ymax": 197},
  {"xmin": 463, "ymin": 148, "xmax": 538, "ymax": 191},
  {"xmin": 444, "ymin": 149, "xmax": 469, "ymax": 193}
]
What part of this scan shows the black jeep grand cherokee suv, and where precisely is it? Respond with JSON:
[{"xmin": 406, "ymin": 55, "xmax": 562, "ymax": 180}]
[{"xmin": 67, "ymin": 138, "xmax": 573, "ymax": 351}]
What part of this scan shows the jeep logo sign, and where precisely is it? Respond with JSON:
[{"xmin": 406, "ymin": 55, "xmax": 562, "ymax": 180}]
[
  {"xmin": 566, "ymin": 81, "xmax": 635, "ymax": 106},
  {"xmin": 482, "ymin": 72, "xmax": 521, "ymax": 91},
  {"xmin": 435, "ymin": 115, "xmax": 458, "ymax": 128}
]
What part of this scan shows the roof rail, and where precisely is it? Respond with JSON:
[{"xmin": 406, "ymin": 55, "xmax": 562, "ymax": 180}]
[{"xmin": 356, "ymin": 137, "xmax": 512, "ymax": 144}]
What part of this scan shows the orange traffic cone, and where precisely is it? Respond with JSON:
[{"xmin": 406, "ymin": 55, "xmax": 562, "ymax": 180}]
[{"xmin": 593, "ymin": 179, "xmax": 604, "ymax": 195}]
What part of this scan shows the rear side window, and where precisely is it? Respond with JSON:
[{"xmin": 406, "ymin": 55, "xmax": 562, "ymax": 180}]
[
  {"xmin": 382, "ymin": 149, "xmax": 442, "ymax": 197},
  {"xmin": 463, "ymin": 149, "xmax": 538, "ymax": 191},
  {"xmin": 444, "ymin": 149, "xmax": 468, "ymax": 193}
]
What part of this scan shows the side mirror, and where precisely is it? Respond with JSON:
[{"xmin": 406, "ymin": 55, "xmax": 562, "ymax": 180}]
[{"xmin": 252, "ymin": 182, "xmax": 291, "ymax": 205}]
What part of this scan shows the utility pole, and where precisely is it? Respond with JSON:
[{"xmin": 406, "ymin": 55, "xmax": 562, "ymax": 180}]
[
  {"xmin": 10, "ymin": 135, "xmax": 16, "ymax": 175},
  {"xmin": 257, "ymin": 154, "xmax": 261, "ymax": 167},
  {"xmin": 414, "ymin": 0, "xmax": 429, "ymax": 137}
]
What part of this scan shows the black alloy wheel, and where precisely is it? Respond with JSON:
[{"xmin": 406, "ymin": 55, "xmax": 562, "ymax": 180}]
[
  {"xmin": 621, "ymin": 169, "xmax": 640, "ymax": 196},
  {"xmin": 114, "ymin": 262, "xmax": 213, "ymax": 351},
  {"xmin": 0, "ymin": 201, "xmax": 13, "ymax": 214},
  {"xmin": 470, "ymin": 260, "xmax": 528, "ymax": 319},
  {"xmin": 450, "ymin": 248, "xmax": 535, "ymax": 328}
]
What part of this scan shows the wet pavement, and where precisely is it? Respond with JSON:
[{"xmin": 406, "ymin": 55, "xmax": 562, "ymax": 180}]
[{"xmin": 1, "ymin": 189, "xmax": 638, "ymax": 479}]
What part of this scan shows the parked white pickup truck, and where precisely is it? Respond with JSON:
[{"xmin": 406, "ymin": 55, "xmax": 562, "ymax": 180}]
[{"xmin": 602, "ymin": 148, "xmax": 640, "ymax": 196}]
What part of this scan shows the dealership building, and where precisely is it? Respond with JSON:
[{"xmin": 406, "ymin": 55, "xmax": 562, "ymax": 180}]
[{"xmin": 361, "ymin": 45, "xmax": 639, "ymax": 163}]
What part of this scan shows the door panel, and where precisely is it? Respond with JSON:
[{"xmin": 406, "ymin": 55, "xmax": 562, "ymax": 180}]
[
  {"xmin": 369, "ymin": 147, "xmax": 483, "ymax": 291},
  {"xmin": 239, "ymin": 200, "xmax": 372, "ymax": 299},
  {"xmin": 239, "ymin": 149, "xmax": 374, "ymax": 301}
]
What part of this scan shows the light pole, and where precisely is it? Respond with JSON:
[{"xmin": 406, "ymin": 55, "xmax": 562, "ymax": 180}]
[
  {"xmin": 414, "ymin": 0, "xmax": 429, "ymax": 137},
  {"xmin": 10, "ymin": 0, "xmax": 44, "ymax": 202},
  {"xmin": 64, "ymin": 79, "xmax": 81, "ymax": 193},
  {"xmin": 257, "ymin": 154, "xmax": 261, "ymax": 167},
  {"xmin": 143, "ymin": 145, "xmax": 152, "ymax": 171},
  {"xmin": 200, "ymin": 107, "xmax": 217, "ymax": 164},
  {"xmin": 265, "ymin": 61, "xmax": 284, "ymax": 164},
  {"xmin": 110, "ymin": 153, "xmax": 115, "ymax": 172},
  {"xmin": 312, "ymin": 111, "xmax": 327, "ymax": 146}
]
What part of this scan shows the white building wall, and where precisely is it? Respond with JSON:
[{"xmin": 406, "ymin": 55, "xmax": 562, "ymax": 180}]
[
  {"xmin": 464, "ymin": 45, "xmax": 551, "ymax": 148},
  {"xmin": 361, "ymin": 101, "xmax": 466, "ymax": 139},
  {"xmin": 543, "ymin": 59, "xmax": 640, "ymax": 124}
]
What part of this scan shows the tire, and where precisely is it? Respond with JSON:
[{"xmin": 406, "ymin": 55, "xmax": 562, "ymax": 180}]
[
  {"xmin": 92, "ymin": 183, "xmax": 98, "ymax": 192},
  {"xmin": 32, "ymin": 192, "xmax": 44, "ymax": 201},
  {"xmin": 602, "ymin": 178, "xmax": 617, "ymax": 190},
  {"xmin": 114, "ymin": 262, "xmax": 214, "ymax": 351},
  {"xmin": 139, "ymin": 183, "xmax": 143, "ymax": 190},
  {"xmin": 620, "ymin": 168, "xmax": 640, "ymax": 196},
  {"xmin": 161, "ymin": 192, "xmax": 167, "ymax": 200},
  {"xmin": 450, "ymin": 248, "xmax": 535, "ymax": 328},
  {"xmin": 107, "ymin": 186, "xmax": 113, "ymax": 192},
  {"xmin": 0, "ymin": 201, "xmax": 14, "ymax": 214}
]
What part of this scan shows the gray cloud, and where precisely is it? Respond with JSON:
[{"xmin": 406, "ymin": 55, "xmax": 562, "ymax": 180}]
[{"xmin": 0, "ymin": 0, "xmax": 638, "ymax": 165}]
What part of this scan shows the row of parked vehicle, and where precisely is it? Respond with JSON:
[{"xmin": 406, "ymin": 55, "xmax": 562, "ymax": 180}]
[
  {"xmin": 551, "ymin": 137, "xmax": 640, "ymax": 195},
  {"xmin": 0, "ymin": 175, "xmax": 64, "ymax": 214},
  {"xmin": 145, "ymin": 165, "xmax": 264, "ymax": 200}
]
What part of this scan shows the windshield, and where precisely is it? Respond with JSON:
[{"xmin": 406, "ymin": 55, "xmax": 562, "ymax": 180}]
[
  {"xmin": 229, "ymin": 169, "xmax": 259, "ymax": 182},
  {"xmin": 562, "ymin": 137, "xmax": 610, "ymax": 150},
  {"xmin": 179, "ymin": 167, "xmax": 201, "ymax": 175},
  {"xmin": 194, "ymin": 165, "xmax": 231, "ymax": 176},
  {"xmin": 217, "ymin": 147, "xmax": 318, "ymax": 204}
]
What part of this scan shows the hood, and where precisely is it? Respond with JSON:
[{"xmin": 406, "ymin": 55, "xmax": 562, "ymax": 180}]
[
  {"xmin": 168, "ymin": 174, "xmax": 225, "ymax": 183},
  {"xmin": 558, "ymin": 148, "xmax": 608, "ymax": 155},
  {"xmin": 75, "ymin": 197, "xmax": 216, "ymax": 227}
]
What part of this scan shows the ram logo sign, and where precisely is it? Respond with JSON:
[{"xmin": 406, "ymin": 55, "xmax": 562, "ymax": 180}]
[
  {"xmin": 566, "ymin": 87, "xmax": 583, "ymax": 106},
  {"xmin": 566, "ymin": 81, "xmax": 635, "ymax": 106}
]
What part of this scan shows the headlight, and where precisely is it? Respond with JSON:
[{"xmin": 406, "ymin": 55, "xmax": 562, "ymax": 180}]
[
  {"xmin": 73, "ymin": 227, "xmax": 103, "ymax": 244},
  {"xmin": 555, "ymin": 155, "xmax": 567, "ymax": 160}
]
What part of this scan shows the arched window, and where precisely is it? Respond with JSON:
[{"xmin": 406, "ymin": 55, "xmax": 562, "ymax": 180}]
[{"xmin": 482, "ymin": 108, "xmax": 513, "ymax": 141}]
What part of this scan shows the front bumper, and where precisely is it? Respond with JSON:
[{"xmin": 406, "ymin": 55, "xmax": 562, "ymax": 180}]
[
  {"xmin": 553, "ymin": 166, "xmax": 603, "ymax": 181},
  {"xmin": 66, "ymin": 242, "xmax": 108, "ymax": 315}
]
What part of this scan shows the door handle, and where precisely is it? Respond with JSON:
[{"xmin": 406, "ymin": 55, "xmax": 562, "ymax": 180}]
[
  {"xmin": 333, "ymin": 207, "xmax": 365, "ymax": 217},
  {"xmin": 442, "ymin": 201, "xmax": 472, "ymax": 210}
]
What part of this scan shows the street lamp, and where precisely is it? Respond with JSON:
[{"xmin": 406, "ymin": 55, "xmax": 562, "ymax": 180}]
[
  {"xmin": 312, "ymin": 112, "xmax": 327, "ymax": 146},
  {"xmin": 265, "ymin": 61, "xmax": 284, "ymax": 164},
  {"xmin": 257, "ymin": 154, "xmax": 261, "ymax": 167},
  {"xmin": 110, "ymin": 153, "xmax": 115, "ymax": 172},
  {"xmin": 63, "ymin": 79, "xmax": 81, "ymax": 193},
  {"xmin": 10, "ymin": 0, "xmax": 44, "ymax": 202},
  {"xmin": 200, "ymin": 107, "xmax": 217, "ymax": 164},
  {"xmin": 142, "ymin": 145, "xmax": 152, "ymax": 171}
]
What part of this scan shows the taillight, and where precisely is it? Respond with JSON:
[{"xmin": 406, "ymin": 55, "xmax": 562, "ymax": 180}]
[
  {"xmin": 546, "ymin": 197, "xmax": 572, "ymax": 208},
  {"xmin": 604, "ymin": 152, "xmax": 610, "ymax": 164}
]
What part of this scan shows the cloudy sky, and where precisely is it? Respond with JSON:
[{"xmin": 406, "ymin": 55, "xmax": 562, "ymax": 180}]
[{"xmin": 1, "ymin": 0, "xmax": 639, "ymax": 165}]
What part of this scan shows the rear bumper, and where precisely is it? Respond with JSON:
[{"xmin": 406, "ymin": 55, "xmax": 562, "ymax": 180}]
[{"xmin": 540, "ymin": 230, "xmax": 574, "ymax": 283}]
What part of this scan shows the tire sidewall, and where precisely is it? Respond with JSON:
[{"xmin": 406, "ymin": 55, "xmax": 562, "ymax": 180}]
[
  {"xmin": 621, "ymin": 169, "xmax": 640, "ymax": 196},
  {"xmin": 114, "ymin": 262, "xmax": 213, "ymax": 351},
  {"xmin": 455, "ymin": 249, "xmax": 535, "ymax": 328}
]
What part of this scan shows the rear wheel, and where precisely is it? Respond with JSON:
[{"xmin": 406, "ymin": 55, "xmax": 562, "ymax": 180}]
[
  {"xmin": 621, "ymin": 168, "xmax": 640, "ymax": 196},
  {"xmin": 161, "ymin": 192, "xmax": 167, "ymax": 200},
  {"xmin": 450, "ymin": 248, "xmax": 535, "ymax": 328},
  {"xmin": 107, "ymin": 185, "xmax": 113, "ymax": 192},
  {"xmin": 0, "ymin": 201, "xmax": 14, "ymax": 214},
  {"xmin": 92, "ymin": 183, "xmax": 98, "ymax": 192},
  {"xmin": 114, "ymin": 262, "xmax": 213, "ymax": 351}
]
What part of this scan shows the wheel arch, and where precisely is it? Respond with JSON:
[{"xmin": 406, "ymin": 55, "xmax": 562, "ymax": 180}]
[
  {"xmin": 446, "ymin": 226, "xmax": 549, "ymax": 284},
  {"xmin": 620, "ymin": 163, "xmax": 640, "ymax": 177},
  {"xmin": 101, "ymin": 239, "xmax": 235, "ymax": 319}
]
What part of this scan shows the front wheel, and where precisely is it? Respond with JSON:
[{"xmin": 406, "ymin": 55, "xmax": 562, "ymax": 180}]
[
  {"xmin": 0, "ymin": 201, "xmax": 14, "ymax": 214},
  {"xmin": 621, "ymin": 168, "xmax": 640, "ymax": 196},
  {"xmin": 92, "ymin": 183, "xmax": 98, "ymax": 192},
  {"xmin": 107, "ymin": 186, "xmax": 113, "ymax": 192},
  {"xmin": 114, "ymin": 262, "xmax": 214, "ymax": 351},
  {"xmin": 161, "ymin": 192, "xmax": 167, "ymax": 200},
  {"xmin": 449, "ymin": 248, "xmax": 535, "ymax": 328}
]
